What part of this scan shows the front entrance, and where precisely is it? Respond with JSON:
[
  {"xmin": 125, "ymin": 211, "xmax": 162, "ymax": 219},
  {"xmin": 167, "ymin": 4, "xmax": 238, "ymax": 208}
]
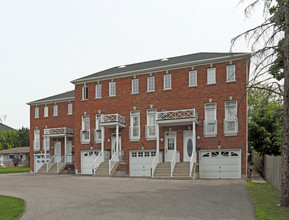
[
  {"xmin": 111, "ymin": 133, "xmax": 121, "ymax": 156},
  {"xmin": 183, "ymin": 130, "xmax": 193, "ymax": 162},
  {"xmin": 54, "ymin": 141, "xmax": 61, "ymax": 162},
  {"xmin": 165, "ymin": 131, "xmax": 176, "ymax": 162},
  {"xmin": 66, "ymin": 141, "xmax": 72, "ymax": 163}
]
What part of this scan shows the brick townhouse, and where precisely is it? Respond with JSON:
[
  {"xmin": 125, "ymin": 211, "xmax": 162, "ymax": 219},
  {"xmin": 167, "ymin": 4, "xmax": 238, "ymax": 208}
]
[{"xmin": 28, "ymin": 52, "xmax": 250, "ymax": 179}]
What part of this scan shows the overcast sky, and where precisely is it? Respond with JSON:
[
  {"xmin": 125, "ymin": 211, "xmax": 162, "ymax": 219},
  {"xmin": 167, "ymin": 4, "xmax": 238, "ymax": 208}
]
[{"xmin": 0, "ymin": 0, "xmax": 264, "ymax": 129}]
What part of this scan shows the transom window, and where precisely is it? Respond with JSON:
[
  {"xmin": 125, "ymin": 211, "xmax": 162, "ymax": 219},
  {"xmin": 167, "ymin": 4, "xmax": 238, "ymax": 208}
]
[
  {"xmin": 132, "ymin": 78, "xmax": 139, "ymax": 94},
  {"xmin": 204, "ymin": 103, "xmax": 217, "ymax": 137},
  {"xmin": 227, "ymin": 65, "xmax": 236, "ymax": 82},
  {"xmin": 164, "ymin": 74, "xmax": 171, "ymax": 90},
  {"xmin": 53, "ymin": 105, "xmax": 58, "ymax": 116},
  {"xmin": 189, "ymin": 70, "xmax": 197, "ymax": 87},
  {"xmin": 95, "ymin": 84, "xmax": 102, "ymax": 98},
  {"xmin": 82, "ymin": 85, "xmax": 88, "ymax": 100},
  {"xmin": 207, "ymin": 67, "xmax": 216, "ymax": 85},
  {"xmin": 147, "ymin": 76, "xmax": 155, "ymax": 92},
  {"xmin": 35, "ymin": 107, "xmax": 39, "ymax": 118},
  {"xmin": 68, "ymin": 103, "xmax": 73, "ymax": 115},
  {"xmin": 44, "ymin": 106, "xmax": 48, "ymax": 117},
  {"xmin": 109, "ymin": 81, "xmax": 116, "ymax": 96}
]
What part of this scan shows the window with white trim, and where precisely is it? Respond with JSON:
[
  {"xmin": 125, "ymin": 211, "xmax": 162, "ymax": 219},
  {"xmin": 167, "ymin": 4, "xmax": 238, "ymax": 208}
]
[
  {"xmin": 109, "ymin": 81, "xmax": 116, "ymax": 96},
  {"xmin": 146, "ymin": 109, "xmax": 156, "ymax": 139},
  {"xmin": 53, "ymin": 105, "xmax": 58, "ymax": 116},
  {"xmin": 204, "ymin": 103, "xmax": 217, "ymax": 136},
  {"xmin": 33, "ymin": 129, "xmax": 40, "ymax": 151},
  {"xmin": 189, "ymin": 70, "xmax": 197, "ymax": 87},
  {"xmin": 224, "ymin": 101, "xmax": 238, "ymax": 135},
  {"xmin": 44, "ymin": 106, "xmax": 48, "ymax": 117},
  {"xmin": 207, "ymin": 67, "xmax": 216, "ymax": 85},
  {"xmin": 147, "ymin": 76, "xmax": 155, "ymax": 92},
  {"xmin": 81, "ymin": 115, "xmax": 90, "ymax": 143},
  {"xmin": 35, "ymin": 107, "xmax": 39, "ymax": 118},
  {"xmin": 95, "ymin": 84, "xmax": 102, "ymax": 98},
  {"xmin": 94, "ymin": 114, "xmax": 102, "ymax": 143},
  {"xmin": 43, "ymin": 137, "xmax": 50, "ymax": 151},
  {"xmin": 130, "ymin": 111, "xmax": 140, "ymax": 141},
  {"xmin": 226, "ymin": 65, "xmax": 236, "ymax": 82},
  {"xmin": 68, "ymin": 103, "xmax": 73, "ymax": 115},
  {"xmin": 132, "ymin": 78, "xmax": 139, "ymax": 94},
  {"xmin": 164, "ymin": 74, "xmax": 171, "ymax": 90},
  {"xmin": 82, "ymin": 85, "xmax": 88, "ymax": 100}
]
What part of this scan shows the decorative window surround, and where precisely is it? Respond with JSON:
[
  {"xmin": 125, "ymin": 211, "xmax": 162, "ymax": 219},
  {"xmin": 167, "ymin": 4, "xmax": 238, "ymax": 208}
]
[
  {"xmin": 226, "ymin": 65, "xmax": 236, "ymax": 82},
  {"xmin": 43, "ymin": 137, "xmax": 50, "ymax": 151},
  {"xmin": 81, "ymin": 115, "xmax": 90, "ymax": 144},
  {"xmin": 204, "ymin": 103, "xmax": 217, "ymax": 137},
  {"xmin": 146, "ymin": 109, "xmax": 157, "ymax": 140},
  {"xmin": 68, "ymin": 103, "xmax": 73, "ymax": 115},
  {"xmin": 82, "ymin": 85, "xmax": 88, "ymax": 100},
  {"xmin": 207, "ymin": 67, "xmax": 216, "ymax": 85},
  {"xmin": 35, "ymin": 107, "xmax": 39, "ymax": 118},
  {"xmin": 44, "ymin": 106, "xmax": 48, "ymax": 117},
  {"xmin": 224, "ymin": 101, "xmax": 238, "ymax": 136},
  {"xmin": 189, "ymin": 70, "xmax": 197, "ymax": 87},
  {"xmin": 147, "ymin": 76, "xmax": 155, "ymax": 92},
  {"xmin": 130, "ymin": 110, "xmax": 140, "ymax": 141},
  {"xmin": 132, "ymin": 78, "xmax": 139, "ymax": 94},
  {"xmin": 33, "ymin": 129, "xmax": 40, "ymax": 151},
  {"xmin": 164, "ymin": 74, "xmax": 172, "ymax": 90},
  {"xmin": 53, "ymin": 105, "xmax": 58, "ymax": 116},
  {"xmin": 95, "ymin": 84, "xmax": 102, "ymax": 98},
  {"xmin": 109, "ymin": 81, "xmax": 116, "ymax": 96},
  {"xmin": 94, "ymin": 114, "xmax": 102, "ymax": 143}
]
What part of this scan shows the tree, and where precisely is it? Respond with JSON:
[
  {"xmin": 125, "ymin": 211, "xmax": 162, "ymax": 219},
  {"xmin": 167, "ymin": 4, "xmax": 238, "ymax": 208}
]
[
  {"xmin": 0, "ymin": 127, "xmax": 30, "ymax": 150},
  {"xmin": 232, "ymin": 0, "xmax": 289, "ymax": 207},
  {"xmin": 17, "ymin": 127, "xmax": 30, "ymax": 147},
  {"xmin": 248, "ymin": 87, "xmax": 283, "ymax": 156}
]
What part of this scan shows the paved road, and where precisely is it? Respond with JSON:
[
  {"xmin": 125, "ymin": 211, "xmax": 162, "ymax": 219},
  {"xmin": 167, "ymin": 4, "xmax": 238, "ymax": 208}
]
[{"xmin": 0, "ymin": 173, "xmax": 256, "ymax": 220}]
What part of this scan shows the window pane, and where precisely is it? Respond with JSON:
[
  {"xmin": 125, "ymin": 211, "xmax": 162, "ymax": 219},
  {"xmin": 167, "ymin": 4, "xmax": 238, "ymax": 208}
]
[
  {"xmin": 164, "ymin": 74, "xmax": 171, "ymax": 89},
  {"xmin": 96, "ymin": 84, "xmax": 102, "ymax": 98},
  {"xmin": 227, "ymin": 65, "xmax": 235, "ymax": 81},
  {"xmin": 147, "ymin": 76, "xmax": 155, "ymax": 91},
  {"xmin": 132, "ymin": 79, "xmax": 139, "ymax": 93},
  {"xmin": 109, "ymin": 82, "xmax": 116, "ymax": 96},
  {"xmin": 207, "ymin": 68, "xmax": 216, "ymax": 84},
  {"xmin": 189, "ymin": 70, "xmax": 197, "ymax": 86}
]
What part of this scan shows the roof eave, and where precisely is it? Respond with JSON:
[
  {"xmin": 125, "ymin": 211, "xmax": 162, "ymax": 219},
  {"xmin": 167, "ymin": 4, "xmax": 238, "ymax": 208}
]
[
  {"xmin": 70, "ymin": 53, "xmax": 251, "ymax": 84},
  {"xmin": 27, "ymin": 97, "xmax": 75, "ymax": 106}
]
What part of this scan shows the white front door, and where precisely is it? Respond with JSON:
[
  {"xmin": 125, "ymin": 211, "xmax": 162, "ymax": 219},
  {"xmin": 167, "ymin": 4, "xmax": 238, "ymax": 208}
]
[
  {"xmin": 54, "ymin": 141, "xmax": 61, "ymax": 162},
  {"xmin": 183, "ymin": 130, "xmax": 193, "ymax": 162},
  {"xmin": 111, "ymin": 133, "xmax": 121, "ymax": 156},
  {"xmin": 66, "ymin": 141, "xmax": 72, "ymax": 163},
  {"xmin": 165, "ymin": 131, "xmax": 176, "ymax": 162}
]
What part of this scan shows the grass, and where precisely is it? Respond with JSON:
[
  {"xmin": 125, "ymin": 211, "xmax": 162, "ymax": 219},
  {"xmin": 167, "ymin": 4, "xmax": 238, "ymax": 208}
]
[
  {"xmin": 0, "ymin": 166, "xmax": 30, "ymax": 174},
  {"xmin": 247, "ymin": 181, "xmax": 289, "ymax": 219},
  {"xmin": 0, "ymin": 195, "xmax": 25, "ymax": 220}
]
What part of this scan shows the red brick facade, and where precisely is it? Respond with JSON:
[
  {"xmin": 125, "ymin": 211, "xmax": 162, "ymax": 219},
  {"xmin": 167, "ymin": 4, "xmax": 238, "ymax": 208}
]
[{"xmin": 29, "ymin": 54, "xmax": 249, "ymax": 178}]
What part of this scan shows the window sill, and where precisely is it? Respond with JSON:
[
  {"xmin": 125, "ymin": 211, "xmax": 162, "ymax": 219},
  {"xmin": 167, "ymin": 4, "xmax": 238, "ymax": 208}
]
[
  {"xmin": 188, "ymin": 85, "xmax": 197, "ymax": 88},
  {"xmin": 94, "ymin": 141, "xmax": 102, "ymax": 144},
  {"xmin": 81, "ymin": 141, "xmax": 90, "ymax": 144},
  {"xmin": 224, "ymin": 133, "xmax": 238, "ymax": 137},
  {"xmin": 130, "ymin": 139, "xmax": 140, "ymax": 142},
  {"xmin": 163, "ymin": 88, "xmax": 172, "ymax": 91},
  {"xmin": 204, "ymin": 134, "xmax": 217, "ymax": 138},
  {"xmin": 146, "ymin": 90, "xmax": 155, "ymax": 93},
  {"xmin": 43, "ymin": 116, "xmax": 48, "ymax": 118},
  {"xmin": 108, "ymin": 95, "xmax": 116, "ymax": 98},
  {"xmin": 67, "ymin": 113, "xmax": 73, "ymax": 116},
  {"xmin": 95, "ymin": 97, "xmax": 102, "ymax": 99},
  {"xmin": 81, "ymin": 99, "xmax": 88, "ymax": 101},
  {"xmin": 206, "ymin": 83, "xmax": 216, "ymax": 86},
  {"xmin": 131, "ymin": 92, "xmax": 139, "ymax": 95},
  {"xmin": 226, "ymin": 80, "xmax": 237, "ymax": 83},
  {"xmin": 35, "ymin": 117, "xmax": 39, "ymax": 119},
  {"xmin": 146, "ymin": 138, "xmax": 157, "ymax": 141},
  {"xmin": 53, "ymin": 115, "xmax": 58, "ymax": 117}
]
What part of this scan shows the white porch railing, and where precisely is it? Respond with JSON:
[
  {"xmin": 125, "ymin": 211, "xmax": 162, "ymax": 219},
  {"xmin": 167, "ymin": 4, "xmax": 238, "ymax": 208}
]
[
  {"xmin": 109, "ymin": 151, "xmax": 119, "ymax": 174},
  {"xmin": 92, "ymin": 152, "xmax": 103, "ymax": 173},
  {"xmin": 101, "ymin": 113, "xmax": 125, "ymax": 125},
  {"xmin": 151, "ymin": 152, "xmax": 159, "ymax": 177},
  {"xmin": 189, "ymin": 149, "xmax": 197, "ymax": 177},
  {"xmin": 44, "ymin": 127, "xmax": 73, "ymax": 136},
  {"xmin": 157, "ymin": 109, "xmax": 198, "ymax": 121},
  {"xmin": 57, "ymin": 155, "xmax": 67, "ymax": 173},
  {"xmin": 47, "ymin": 155, "xmax": 56, "ymax": 172},
  {"xmin": 145, "ymin": 125, "xmax": 156, "ymax": 139},
  {"xmin": 171, "ymin": 151, "xmax": 177, "ymax": 177}
]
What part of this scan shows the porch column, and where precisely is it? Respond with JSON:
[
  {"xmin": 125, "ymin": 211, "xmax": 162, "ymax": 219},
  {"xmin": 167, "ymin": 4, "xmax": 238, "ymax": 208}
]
[
  {"xmin": 116, "ymin": 124, "xmax": 119, "ymax": 153},
  {"xmin": 44, "ymin": 137, "xmax": 47, "ymax": 172},
  {"xmin": 156, "ymin": 123, "xmax": 160, "ymax": 154},
  {"xmin": 64, "ymin": 136, "xmax": 67, "ymax": 163},
  {"xmin": 192, "ymin": 121, "xmax": 196, "ymax": 157},
  {"xmin": 101, "ymin": 126, "xmax": 105, "ymax": 161}
]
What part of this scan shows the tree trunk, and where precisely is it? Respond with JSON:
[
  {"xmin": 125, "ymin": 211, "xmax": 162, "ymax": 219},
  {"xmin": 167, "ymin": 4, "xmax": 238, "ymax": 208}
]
[{"xmin": 280, "ymin": 0, "xmax": 289, "ymax": 207}]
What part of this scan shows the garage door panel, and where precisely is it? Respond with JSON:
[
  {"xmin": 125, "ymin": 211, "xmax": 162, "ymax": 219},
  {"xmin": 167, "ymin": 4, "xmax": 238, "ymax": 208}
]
[
  {"xmin": 130, "ymin": 150, "xmax": 155, "ymax": 177},
  {"xmin": 81, "ymin": 150, "xmax": 100, "ymax": 175}
]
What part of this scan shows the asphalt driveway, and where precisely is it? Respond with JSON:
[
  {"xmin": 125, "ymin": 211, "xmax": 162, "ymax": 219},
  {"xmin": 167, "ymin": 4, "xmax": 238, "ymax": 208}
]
[{"xmin": 0, "ymin": 173, "xmax": 256, "ymax": 220}]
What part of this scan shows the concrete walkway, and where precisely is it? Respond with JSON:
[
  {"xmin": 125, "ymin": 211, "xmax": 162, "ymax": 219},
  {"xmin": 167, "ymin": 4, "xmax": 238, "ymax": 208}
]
[{"xmin": 0, "ymin": 173, "xmax": 256, "ymax": 220}]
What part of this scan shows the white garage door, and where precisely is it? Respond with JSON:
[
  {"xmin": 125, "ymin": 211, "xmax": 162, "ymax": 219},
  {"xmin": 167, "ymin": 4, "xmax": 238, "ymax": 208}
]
[
  {"xmin": 81, "ymin": 150, "xmax": 100, "ymax": 174},
  {"xmin": 130, "ymin": 150, "xmax": 156, "ymax": 177},
  {"xmin": 199, "ymin": 149, "xmax": 241, "ymax": 179}
]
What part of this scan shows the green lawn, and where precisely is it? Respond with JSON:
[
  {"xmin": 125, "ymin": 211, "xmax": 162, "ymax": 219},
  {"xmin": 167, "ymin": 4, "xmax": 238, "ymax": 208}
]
[
  {"xmin": 247, "ymin": 181, "xmax": 289, "ymax": 219},
  {"xmin": 0, "ymin": 166, "xmax": 30, "ymax": 174},
  {"xmin": 0, "ymin": 195, "xmax": 25, "ymax": 220}
]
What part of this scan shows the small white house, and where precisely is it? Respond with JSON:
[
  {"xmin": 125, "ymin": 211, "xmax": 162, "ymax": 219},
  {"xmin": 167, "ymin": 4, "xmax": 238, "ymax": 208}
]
[{"xmin": 0, "ymin": 147, "xmax": 29, "ymax": 167}]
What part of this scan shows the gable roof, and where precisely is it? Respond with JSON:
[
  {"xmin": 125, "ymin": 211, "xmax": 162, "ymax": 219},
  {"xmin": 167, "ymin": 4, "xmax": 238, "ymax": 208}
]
[
  {"xmin": 27, "ymin": 90, "xmax": 75, "ymax": 106},
  {"xmin": 71, "ymin": 52, "xmax": 250, "ymax": 84},
  {"xmin": 0, "ymin": 123, "xmax": 15, "ymax": 132},
  {"xmin": 0, "ymin": 147, "xmax": 30, "ymax": 154}
]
